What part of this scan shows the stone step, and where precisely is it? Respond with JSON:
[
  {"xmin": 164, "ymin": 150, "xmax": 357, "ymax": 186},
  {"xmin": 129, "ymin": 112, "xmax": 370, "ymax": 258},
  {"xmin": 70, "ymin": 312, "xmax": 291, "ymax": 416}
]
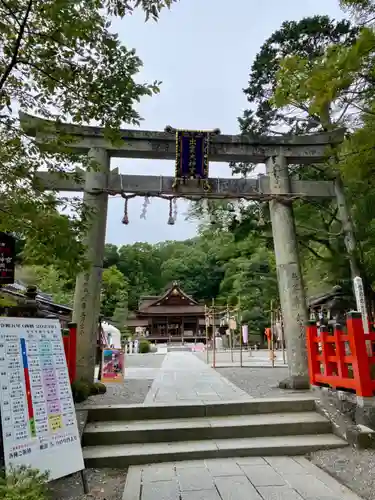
[
  {"xmin": 85, "ymin": 396, "xmax": 316, "ymax": 423},
  {"xmin": 83, "ymin": 411, "xmax": 332, "ymax": 446},
  {"xmin": 83, "ymin": 434, "xmax": 347, "ymax": 468}
]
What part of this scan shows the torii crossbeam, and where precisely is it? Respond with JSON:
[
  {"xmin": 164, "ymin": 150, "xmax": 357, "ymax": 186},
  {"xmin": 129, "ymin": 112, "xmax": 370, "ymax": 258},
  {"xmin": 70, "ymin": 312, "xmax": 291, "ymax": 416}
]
[{"xmin": 21, "ymin": 112, "xmax": 345, "ymax": 389}]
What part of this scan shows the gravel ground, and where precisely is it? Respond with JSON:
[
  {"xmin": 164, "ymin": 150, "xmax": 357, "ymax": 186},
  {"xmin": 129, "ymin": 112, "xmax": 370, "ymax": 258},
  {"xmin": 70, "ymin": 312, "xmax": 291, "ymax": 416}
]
[
  {"xmin": 218, "ymin": 365, "xmax": 375, "ymax": 500},
  {"xmin": 47, "ymin": 355, "xmax": 163, "ymax": 500},
  {"xmin": 310, "ymin": 448, "xmax": 375, "ymax": 500},
  {"xmin": 77, "ymin": 379, "xmax": 153, "ymax": 407},
  {"xmin": 216, "ymin": 366, "xmax": 298, "ymax": 398}
]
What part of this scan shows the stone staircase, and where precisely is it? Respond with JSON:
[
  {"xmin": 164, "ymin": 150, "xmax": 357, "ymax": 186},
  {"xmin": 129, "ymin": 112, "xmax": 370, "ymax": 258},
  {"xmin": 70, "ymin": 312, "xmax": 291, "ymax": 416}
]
[{"xmin": 82, "ymin": 397, "xmax": 346, "ymax": 468}]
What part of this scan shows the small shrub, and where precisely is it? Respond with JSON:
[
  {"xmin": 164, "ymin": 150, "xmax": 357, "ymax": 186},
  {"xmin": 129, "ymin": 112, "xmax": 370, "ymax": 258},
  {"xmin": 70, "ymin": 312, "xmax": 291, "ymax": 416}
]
[
  {"xmin": 71, "ymin": 379, "xmax": 91, "ymax": 403},
  {"xmin": 0, "ymin": 466, "xmax": 48, "ymax": 500},
  {"xmin": 90, "ymin": 382, "xmax": 107, "ymax": 395},
  {"xmin": 139, "ymin": 339, "xmax": 150, "ymax": 354}
]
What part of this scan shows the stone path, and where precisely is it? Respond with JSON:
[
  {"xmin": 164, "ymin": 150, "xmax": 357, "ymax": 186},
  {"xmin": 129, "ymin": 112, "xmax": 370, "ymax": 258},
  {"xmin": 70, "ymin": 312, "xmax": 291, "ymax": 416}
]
[
  {"xmin": 144, "ymin": 352, "xmax": 251, "ymax": 404},
  {"xmin": 123, "ymin": 456, "xmax": 362, "ymax": 500},
  {"xmin": 122, "ymin": 352, "xmax": 361, "ymax": 500}
]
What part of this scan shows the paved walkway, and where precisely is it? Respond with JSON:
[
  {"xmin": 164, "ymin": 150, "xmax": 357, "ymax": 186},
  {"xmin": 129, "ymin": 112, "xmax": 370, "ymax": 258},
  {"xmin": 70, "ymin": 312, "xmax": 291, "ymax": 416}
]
[
  {"xmin": 123, "ymin": 352, "xmax": 362, "ymax": 500},
  {"xmin": 123, "ymin": 456, "xmax": 362, "ymax": 500},
  {"xmin": 144, "ymin": 352, "xmax": 251, "ymax": 404}
]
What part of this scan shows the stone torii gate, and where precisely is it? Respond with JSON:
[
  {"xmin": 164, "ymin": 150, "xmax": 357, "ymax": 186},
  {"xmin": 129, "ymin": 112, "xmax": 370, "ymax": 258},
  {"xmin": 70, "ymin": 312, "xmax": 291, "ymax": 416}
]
[{"xmin": 21, "ymin": 112, "xmax": 345, "ymax": 389}]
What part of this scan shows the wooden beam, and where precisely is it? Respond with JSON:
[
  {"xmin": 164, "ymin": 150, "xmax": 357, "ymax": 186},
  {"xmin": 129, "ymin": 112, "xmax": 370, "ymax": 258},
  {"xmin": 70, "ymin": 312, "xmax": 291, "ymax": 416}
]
[
  {"xmin": 20, "ymin": 112, "xmax": 344, "ymax": 164},
  {"xmin": 34, "ymin": 172, "xmax": 335, "ymax": 199}
]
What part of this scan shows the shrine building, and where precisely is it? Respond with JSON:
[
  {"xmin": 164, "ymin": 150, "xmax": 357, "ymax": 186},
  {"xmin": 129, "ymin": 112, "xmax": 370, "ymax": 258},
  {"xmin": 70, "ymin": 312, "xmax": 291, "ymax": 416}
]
[{"xmin": 126, "ymin": 283, "xmax": 215, "ymax": 344}]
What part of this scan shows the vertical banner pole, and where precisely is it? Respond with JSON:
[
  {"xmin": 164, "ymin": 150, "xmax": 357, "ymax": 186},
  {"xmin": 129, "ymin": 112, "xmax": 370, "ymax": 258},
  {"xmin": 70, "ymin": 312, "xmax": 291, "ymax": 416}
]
[
  {"xmin": 280, "ymin": 309, "xmax": 286, "ymax": 364},
  {"xmin": 205, "ymin": 305, "xmax": 209, "ymax": 364},
  {"xmin": 212, "ymin": 299, "xmax": 216, "ymax": 369},
  {"xmin": 239, "ymin": 298, "xmax": 243, "ymax": 368},
  {"xmin": 271, "ymin": 300, "xmax": 275, "ymax": 368},
  {"xmin": 227, "ymin": 302, "xmax": 233, "ymax": 363}
]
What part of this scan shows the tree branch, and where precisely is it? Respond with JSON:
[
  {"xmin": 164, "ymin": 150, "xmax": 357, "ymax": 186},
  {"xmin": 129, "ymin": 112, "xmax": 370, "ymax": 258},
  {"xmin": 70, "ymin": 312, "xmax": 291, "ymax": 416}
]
[
  {"xmin": 0, "ymin": 0, "xmax": 33, "ymax": 92},
  {"xmin": 299, "ymin": 240, "xmax": 332, "ymax": 262},
  {"xmin": 0, "ymin": 0, "xmax": 23, "ymax": 28}
]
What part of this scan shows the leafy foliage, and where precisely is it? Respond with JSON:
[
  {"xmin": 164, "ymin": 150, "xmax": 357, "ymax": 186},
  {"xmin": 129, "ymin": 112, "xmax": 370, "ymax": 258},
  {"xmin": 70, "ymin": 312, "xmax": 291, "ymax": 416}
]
[
  {"xmin": 0, "ymin": 0, "xmax": 178, "ymax": 272},
  {"xmin": 0, "ymin": 466, "xmax": 48, "ymax": 500},
  {"xmin": 139, "ymin": 339, "xmax": 151, "ymax": 353}
]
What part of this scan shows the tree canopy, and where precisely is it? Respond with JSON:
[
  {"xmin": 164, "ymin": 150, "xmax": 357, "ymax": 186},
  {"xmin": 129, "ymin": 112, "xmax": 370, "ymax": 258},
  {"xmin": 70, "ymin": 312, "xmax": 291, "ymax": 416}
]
[{"xmin": 0, "ymin": 0, "xmax": 178, "ymax": 272}]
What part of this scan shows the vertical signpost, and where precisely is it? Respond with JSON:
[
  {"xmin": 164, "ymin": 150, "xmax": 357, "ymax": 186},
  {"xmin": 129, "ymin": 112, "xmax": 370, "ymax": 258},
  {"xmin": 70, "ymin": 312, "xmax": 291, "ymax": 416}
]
[{"xmin": 353, "ymin": 276, "xmax": 371, "ymax": 354}]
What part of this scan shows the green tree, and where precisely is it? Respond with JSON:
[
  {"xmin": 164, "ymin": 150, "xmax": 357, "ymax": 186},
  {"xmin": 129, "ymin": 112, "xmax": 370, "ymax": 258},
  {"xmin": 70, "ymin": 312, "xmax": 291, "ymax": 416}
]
[
  {"xmin": 271, "ymin": 4, "xmax": 375, "ymax": 307},
  {"xmin": 0, "ymin": 0, "xmax": 178, "ymax": 272},
  {"xmin": 101, "ymin": 266, "xmax": 128, "ymax": 318},
  {"xmin": 227, "ymin": 14, "xmax": 365, "ymax": 301},
  {"xmin": 15, "ymin": 265, "xmax": 75, "ymax": 305}
]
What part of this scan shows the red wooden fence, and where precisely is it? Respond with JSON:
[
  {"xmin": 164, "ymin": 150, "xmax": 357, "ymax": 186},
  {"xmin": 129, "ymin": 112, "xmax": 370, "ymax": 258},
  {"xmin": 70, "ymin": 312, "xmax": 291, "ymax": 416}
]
[
  {"xmin": 62, "ymin": 322, "xmax": 77, "ymax": 383},
  {"xmin": 306, "ymin": 312, "xmax": 375, "ymax": 397}
]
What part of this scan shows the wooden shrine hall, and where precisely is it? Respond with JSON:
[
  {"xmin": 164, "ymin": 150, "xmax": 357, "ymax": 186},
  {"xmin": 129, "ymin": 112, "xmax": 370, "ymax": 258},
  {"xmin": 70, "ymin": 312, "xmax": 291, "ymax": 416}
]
[{"xmin": 126, "ymin": 283, "xmax": 214, "ymax": 344}]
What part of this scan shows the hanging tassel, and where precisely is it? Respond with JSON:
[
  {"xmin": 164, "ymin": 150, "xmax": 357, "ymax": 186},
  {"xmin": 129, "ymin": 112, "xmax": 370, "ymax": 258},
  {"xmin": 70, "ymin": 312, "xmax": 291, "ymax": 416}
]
[
  {"xmin": 122, "ymin": 197, "xmax": 129, "ymax": 225},
  {"xmin": 167, "ymin": 198, "xmax": 175, "ymax": 225}
]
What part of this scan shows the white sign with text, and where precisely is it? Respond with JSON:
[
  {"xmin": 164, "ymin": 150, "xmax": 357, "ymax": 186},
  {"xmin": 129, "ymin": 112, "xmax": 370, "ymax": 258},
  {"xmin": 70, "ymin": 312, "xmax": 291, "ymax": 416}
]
[
  {"xmin": 353, "ymin": 276, "xmax": 369, "ymax": 334},
  {"xmin": 0, "ymin": 317, "xmax": 84, "ymax": 481}
]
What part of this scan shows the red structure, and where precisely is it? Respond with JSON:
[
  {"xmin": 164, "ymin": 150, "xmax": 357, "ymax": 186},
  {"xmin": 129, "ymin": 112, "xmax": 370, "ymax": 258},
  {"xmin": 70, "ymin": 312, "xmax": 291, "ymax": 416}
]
[
  {"xmin": 306, "ymin": 312, "xmax": 375, "ymax": 397},
  {"xmin": 62, "ymin": 322, "xmax": 77, "ymax": 383}
]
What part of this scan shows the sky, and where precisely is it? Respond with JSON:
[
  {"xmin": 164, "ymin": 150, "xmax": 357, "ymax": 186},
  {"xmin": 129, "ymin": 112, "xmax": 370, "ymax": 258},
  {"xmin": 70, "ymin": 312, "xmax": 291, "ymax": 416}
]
[{"xmin": 100, "ymin": 0, "xmax": 345, "ymax": 246}]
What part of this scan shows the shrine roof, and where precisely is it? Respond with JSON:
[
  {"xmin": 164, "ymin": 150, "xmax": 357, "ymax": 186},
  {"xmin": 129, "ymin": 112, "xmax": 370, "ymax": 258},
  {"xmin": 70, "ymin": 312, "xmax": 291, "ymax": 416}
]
[
  {"xmin": 138, "ymin": 305, "xmax": 205, "ymax": 315},
  {"xmin": 137, "ymin": 282, "xmax": 203, "ymax": 315}
]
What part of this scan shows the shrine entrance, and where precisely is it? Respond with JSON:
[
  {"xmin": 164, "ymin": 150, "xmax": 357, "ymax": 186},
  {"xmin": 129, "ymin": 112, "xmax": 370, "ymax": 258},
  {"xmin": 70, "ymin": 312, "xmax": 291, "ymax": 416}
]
[{"xmin": 21, "ymin": 112, "xmax": 348, "ymax": 389}]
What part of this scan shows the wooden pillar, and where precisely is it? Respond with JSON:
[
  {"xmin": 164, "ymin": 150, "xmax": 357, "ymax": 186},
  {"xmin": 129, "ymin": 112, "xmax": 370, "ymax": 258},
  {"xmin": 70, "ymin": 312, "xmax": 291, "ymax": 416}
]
[
  {"xmin": 72, "ymin": 148, "xmax": 110, "ymax": 382},
  {"xmin": 266, "ymin": 154, "xmax": 309, "ymax": 389},
  {"xmin": 181, "ymin": 317, "xmax": 184, "ymax": 344}
]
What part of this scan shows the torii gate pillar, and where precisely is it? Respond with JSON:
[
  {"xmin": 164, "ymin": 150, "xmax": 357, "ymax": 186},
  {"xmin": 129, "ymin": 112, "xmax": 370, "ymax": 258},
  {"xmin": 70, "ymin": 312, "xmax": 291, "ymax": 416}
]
[
  {"xmin": 72, "ymin": 147, "xmax": 110, "ymax": 382},
  {"xmin": 266, "ymin": 155, "xmax": 309, "ymax": 389}
]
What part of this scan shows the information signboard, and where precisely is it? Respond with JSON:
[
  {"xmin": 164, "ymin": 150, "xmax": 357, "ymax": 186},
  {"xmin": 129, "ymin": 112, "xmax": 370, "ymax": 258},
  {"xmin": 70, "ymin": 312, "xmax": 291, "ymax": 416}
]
[
  {"xmin": 0, "ymin": 232, "xmax": 15, "ymax": 285},
  {"xmin": 0, "ymin": 317, "xmax": 84, "ymax": 481}
]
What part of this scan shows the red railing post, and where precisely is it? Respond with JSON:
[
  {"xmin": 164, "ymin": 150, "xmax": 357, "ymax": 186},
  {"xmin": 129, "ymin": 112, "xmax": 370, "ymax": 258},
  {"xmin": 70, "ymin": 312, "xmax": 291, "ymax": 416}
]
[
  {"xmin": 62, "ymin": 328, "xmax": 71, "ymax": 379},
  {"xmin": 306, "ymin": 320, "xmax": 319, "ymax": 386},
  {"xmin": 346, "ymin": 312, "xmax": 373, "ymax": 397},
  {"xmin": 333, "ymin": 323, "xmax": 347, "ymax": 379},
  {"xmin": 68, "ymin": 322, "xmax": 77, "ymax": 383},
  {"xmin": 320, "ymin": 326, "xmax": 333, "ymax": 377}
]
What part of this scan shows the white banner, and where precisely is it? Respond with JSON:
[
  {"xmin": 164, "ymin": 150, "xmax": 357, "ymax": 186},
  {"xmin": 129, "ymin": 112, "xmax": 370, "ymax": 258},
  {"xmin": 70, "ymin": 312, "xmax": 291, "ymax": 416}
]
[
  {"xmin": 242, "ymin": 325, "xmax": 248, "ymax": 344},
  {"xmin": 353, "ymin": 276, "xmax": 369, "ymax": 334}
]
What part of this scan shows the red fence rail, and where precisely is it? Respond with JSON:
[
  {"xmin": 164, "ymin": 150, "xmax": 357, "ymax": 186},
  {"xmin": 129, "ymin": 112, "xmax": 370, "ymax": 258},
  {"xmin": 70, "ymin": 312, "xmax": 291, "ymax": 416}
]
[
  {"xmin": 306, "ymin": 312, "xmax": 375, "ymax": 397},
  {"xmin": 62, "ymin": 322, "xmax": 77, "ymax": 383}
]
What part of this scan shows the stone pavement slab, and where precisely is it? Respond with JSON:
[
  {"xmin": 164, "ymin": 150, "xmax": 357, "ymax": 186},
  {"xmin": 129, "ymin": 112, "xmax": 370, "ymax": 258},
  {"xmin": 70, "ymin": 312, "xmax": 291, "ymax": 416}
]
[
  {"xmin": 122, "ymin": 457, "xmax": 364, "ymax": 500},
  {"xmin": 144, "ymin": 352, "xmax": 251, "ymax": 404}
]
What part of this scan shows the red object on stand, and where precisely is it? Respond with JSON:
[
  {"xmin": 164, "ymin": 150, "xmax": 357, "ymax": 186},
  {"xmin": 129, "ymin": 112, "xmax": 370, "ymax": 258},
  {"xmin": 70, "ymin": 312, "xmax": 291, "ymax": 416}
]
[{"xmin": 62, "ymin": 329, "xmax": 71, "ymax": 378}]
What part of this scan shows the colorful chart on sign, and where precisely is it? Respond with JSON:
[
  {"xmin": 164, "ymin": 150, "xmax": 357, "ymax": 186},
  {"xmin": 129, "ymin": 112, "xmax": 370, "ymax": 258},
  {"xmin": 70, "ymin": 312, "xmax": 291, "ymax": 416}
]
[{"xmin": 0, "ymin": 318, "xmax": 84, "ymax": 481}]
